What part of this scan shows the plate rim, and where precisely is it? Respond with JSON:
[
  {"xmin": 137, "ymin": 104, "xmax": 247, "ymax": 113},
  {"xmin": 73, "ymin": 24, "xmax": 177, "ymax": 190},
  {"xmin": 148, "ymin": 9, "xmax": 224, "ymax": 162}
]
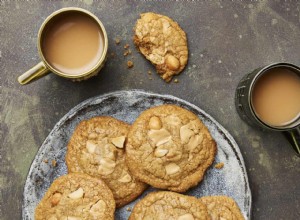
[{"xmin": 22, "ymin": 89, "xmax": 252, "ymax": 219}]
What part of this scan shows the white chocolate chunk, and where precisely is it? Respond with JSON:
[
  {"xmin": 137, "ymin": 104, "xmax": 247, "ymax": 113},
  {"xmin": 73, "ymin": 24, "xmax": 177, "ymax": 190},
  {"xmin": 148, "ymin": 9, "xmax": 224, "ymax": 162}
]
[
  {"xmin": 148, "ymin": 128, "xmax": 171, "ymax": 146},
  {"xmin": 67, "ymin": 217, "xmax": 82, "ymax": 220},
  {"xmin": 90, "ymin": 200, "xmax": 106, "ymax": 216},
  {"xmin": 165, "ymin": 163, "xmax": 180, "ymax": 175},
  {"xmin": 187, "ymin": 134, "xmax": 203, "ymax": 150},
  {"xmin": 68, "ymin": 188, "xmax": 84, "ymax": 199},
  {"xmin": 178, "ymin": 213, "xmax": 194, "ymax": 220},
  {"xmin": 111, "ymin": 136, "xmax": 126, "ymax": 148},
  {"xmin": 98, "ymin": 158, "xmax": 116, "ymax": 175},
  {"xmin": 118, "ymin": 173, "xmax": 132, "ymax": 183},
  {"xmin": 154, "ymin": 148, "xmax": 169, "ymax": 157},
  {"xmin": 86, "ymin": 141, "xmax": 97, "ymax": 154},
  {"xmin": 166, "ymin": 55, "xmax": 180, "ymax": 70},
  {"xmin": 180, "ymin": 124, "xmax": 194, "ymax": 143},
  {"xmin": 149, "ymin": 116, "xmax": 162, "ymax": 130}
]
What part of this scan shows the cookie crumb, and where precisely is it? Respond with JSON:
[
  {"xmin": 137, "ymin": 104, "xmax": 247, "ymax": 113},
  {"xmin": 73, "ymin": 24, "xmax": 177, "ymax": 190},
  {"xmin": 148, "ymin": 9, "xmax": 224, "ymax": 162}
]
[
  {"xmin": 126, "ymin": 207, "xmax": 132, "ymax": 212},
  {"xmin": 127, "ymin": 61, "xmax": 134, "ymax": 68},
  {"xmin": 52, "ymin": 160, "xmax": 57, "ymax": 167},
  {"xmin": 215, "ymin": 162, "xmax": 224, "ymax": 169},
  {"xmin": 43, "ymin": 159, "xmax": 48, "ymax": 164},
  {"xmin": 149, "ymin": 77, "xmax": 153, "ymax": 80},
  {"xmin": 124, "ymin": 44, "xmax": 130, "ymax": 49},
  {"xmin": 147, "ymin": 70, "xmax": 152, "ymax": 75},
  {"xmin": 174, "ymin": 79, "xmax": 179, "ymax": 83},
  {"xmin": 128, "ymin": 49, "xmax": 132, "ymax": 55},
  {"xmin": 123, "ymin": 50, "xmax": 129, "ymax": 56},
  {"xmin": 115, "ymin": 38, "xmax": 121, "ymax": 45}
]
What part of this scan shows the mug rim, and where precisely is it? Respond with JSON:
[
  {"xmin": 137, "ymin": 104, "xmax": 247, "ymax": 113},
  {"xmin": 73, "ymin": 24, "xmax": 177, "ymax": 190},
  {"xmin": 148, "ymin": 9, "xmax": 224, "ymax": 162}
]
[
  {"xmin": 37, "ymin": 7, "xmax": 108, "ymax": 79},
  {"xmin": 248, "ymin": 62, "xmax": 300, "ymax": 130}
]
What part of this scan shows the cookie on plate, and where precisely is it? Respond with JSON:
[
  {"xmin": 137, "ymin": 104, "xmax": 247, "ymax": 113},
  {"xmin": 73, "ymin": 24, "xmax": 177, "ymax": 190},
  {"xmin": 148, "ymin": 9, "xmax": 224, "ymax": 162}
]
[
  {"xmin": 134, "ymin": 12, "xmax": 188, "ymax": 82},
  {"xmin": 199, "ymin": 196, "xmax": 245, "ymax": 220},
  {"xmin": 66, "ymin": 116, "xmax": 147, "ymax": 207},
  {"xmin": 126, "ymin": 104, "xmax": 216, "ymax": 192},
  {"xmin": 129, "ymin": 191, "xmax": 210, "ymax": 220},
  {"xmin": 35, "ymin": 173, "xmax": 115, "ymax": 220}
]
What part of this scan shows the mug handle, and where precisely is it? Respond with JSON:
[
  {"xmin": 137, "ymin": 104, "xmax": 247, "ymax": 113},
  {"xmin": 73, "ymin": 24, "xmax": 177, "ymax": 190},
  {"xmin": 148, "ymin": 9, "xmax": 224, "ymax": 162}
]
[
  {"xmin": 283, "ymin": 127, "xmax": 300, "ymax": 156},
  {"xmin": 18, "ymin": 62, "xmax": 50, "ymax": 85}
]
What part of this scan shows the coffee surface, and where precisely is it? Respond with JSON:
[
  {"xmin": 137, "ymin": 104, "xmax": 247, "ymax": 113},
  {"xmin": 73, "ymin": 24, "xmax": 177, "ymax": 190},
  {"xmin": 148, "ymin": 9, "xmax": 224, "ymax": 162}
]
[
  {"xmin": 42, "ymin": 11, "xmax": 104, "ymax": 75},
  {"xmin": 252, "ymin": 68, "xmax": 300, "ymax": 126}
]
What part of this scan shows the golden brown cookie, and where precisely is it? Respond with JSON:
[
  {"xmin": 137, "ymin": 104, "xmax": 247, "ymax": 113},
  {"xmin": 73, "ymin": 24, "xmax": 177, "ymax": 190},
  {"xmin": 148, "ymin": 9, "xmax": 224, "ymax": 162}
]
[
  {"xmin": 66, "ymin": 116, "xmax": 147, "ymax": 207},
  {"xmin": 134, "ymin": 12, "xmax": 188, "ymax": 82},
  {"xmin": 129, "ymin": 191, "xmax": 210, "ymax": 220},
  {"xmin": 126, "ymin": 105, "xmax": 216, "ymax": 192},
  {"xmin": 35, "ymin": 173, "xmax": 115, "ymax": 220},
  {"xmin": 199, "ymin": 196, "xmax": 245, "ymax": 220}
]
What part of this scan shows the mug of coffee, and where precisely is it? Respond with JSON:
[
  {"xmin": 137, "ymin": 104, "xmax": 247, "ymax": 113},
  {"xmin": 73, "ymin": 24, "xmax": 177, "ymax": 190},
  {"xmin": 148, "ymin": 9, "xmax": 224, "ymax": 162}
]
[
  {"xmin": 18, "ymin": 7, "xmax": 108, "ymax": 85},
  {"xmin": 235, "ymin": 63, "xmax": 300, "ymax": 156}
]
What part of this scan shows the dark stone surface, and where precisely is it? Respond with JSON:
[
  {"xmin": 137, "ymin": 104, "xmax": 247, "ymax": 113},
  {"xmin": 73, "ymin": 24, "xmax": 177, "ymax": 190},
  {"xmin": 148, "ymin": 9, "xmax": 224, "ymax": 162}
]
[{"xmin": 0, "ymin": 0, "xmax": 299, "ymax": 219}]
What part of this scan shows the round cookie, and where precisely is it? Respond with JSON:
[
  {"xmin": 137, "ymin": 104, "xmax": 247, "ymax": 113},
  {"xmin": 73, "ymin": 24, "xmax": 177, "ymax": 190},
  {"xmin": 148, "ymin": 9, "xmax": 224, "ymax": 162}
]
[
  {"xmin": 66, "ymin": 116, "xmax": 147, "ymax": 207},
  {"xmin": 199, "ymin": 196, "xmax": 245, "ymax": 220},
  {"xmin": 126, "ymin": 104, "xmax": 216, "ymax": 192},
  {"xmin": 129, "ymin": 191, "xmax": 210, "ymax": 220},
  {"xmin": 35, "ymin": 173, "xmax": 115, "ymax": 220},
  {"xmin": 134, "ymin": 12, "xmax": 188, "ymax": 82}
]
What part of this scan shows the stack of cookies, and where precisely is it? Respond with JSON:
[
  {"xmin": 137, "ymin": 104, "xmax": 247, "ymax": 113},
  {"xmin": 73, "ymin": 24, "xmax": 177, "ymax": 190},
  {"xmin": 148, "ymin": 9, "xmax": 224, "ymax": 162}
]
[{"xmin": 35, "ymin": 104, "xmax": 245, "ymax": 220}]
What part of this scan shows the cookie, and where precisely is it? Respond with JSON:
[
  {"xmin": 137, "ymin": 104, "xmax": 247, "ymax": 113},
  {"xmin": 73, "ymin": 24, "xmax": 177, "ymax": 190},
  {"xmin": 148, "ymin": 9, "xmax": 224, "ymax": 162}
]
[
  {"xmin": 35, "ymin": 173, "xmax": 115, "ymax": 220},
  {"xmin": 134, "ymin": 12, "xmax": 188, "ymax": 82},
  {"xmin": 129, "ymin": 191, "xmax": 210, "ymax": 220},
  {"xmin": 199, "ymin": 196, "xmax": 245, "ymax": 220},
  {"xmin": 126, "ymin": 105, "xmax": 216, "ymax": 192},
  {"xmin": 66, "ymin": 116, "xmax": 147, "ymax": 207}
]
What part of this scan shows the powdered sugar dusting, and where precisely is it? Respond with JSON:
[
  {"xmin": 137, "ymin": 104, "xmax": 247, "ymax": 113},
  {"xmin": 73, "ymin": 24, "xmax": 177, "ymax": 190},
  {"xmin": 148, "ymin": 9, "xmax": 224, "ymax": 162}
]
[{"xmin": 22, "ymin": 90, "xmax": 251, "ymax": 220}]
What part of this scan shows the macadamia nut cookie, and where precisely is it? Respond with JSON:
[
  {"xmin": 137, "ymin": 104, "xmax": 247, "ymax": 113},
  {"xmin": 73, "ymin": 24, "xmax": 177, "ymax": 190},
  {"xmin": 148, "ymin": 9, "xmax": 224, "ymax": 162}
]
[
  {"xmin": 126, "ymin": 105, "xmax": 216, "ymax": 192},
  {"xmin": 199, "ymin": 196, "xmax": 245, "ymax": 220},
  {"xmin": 134, "ymin": 12, "xmax": 188, "ymax": 82},
  {"xmin": 129, "ymin": 191, "xmax": 210, "ymax": 220},
  {"xmin": 66, "ymin": 116, "xmax": 147, "ymax": 207},
  {"xmin": 35, "ymin": 173, "xmax": 115, "ymax": 220}
]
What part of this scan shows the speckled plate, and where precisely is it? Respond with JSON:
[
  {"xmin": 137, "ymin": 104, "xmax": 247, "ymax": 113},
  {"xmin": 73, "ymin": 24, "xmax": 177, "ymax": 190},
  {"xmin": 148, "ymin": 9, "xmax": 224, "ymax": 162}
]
[{"xmin": 23, "ymin": 90, "xmax": 252, "ymax": 220}]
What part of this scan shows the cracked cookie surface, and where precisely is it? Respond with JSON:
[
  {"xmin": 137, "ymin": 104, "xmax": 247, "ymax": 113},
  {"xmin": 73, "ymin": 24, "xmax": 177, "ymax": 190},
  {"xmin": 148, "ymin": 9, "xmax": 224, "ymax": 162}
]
[
  {"xmin": 129, "ymin": 191, "xmax": 210, "ymax": 220},
  {"xmin": 66, "ymin": 116, "xmax": 147, "ymax": 207},
  {"xmin": 126, "ymin": 105, "xmax": 216, "ymax": 192},
  {"xmin": 134, "ymin": 12, "xmax": 188, "ymax": 82},
  {"xmin": 35, "ymin": 173, "xmax": 115, "ymax": 220},
  {"xmin": 199, "ymin": 196, "xmax": 245, "ymax": 220}
]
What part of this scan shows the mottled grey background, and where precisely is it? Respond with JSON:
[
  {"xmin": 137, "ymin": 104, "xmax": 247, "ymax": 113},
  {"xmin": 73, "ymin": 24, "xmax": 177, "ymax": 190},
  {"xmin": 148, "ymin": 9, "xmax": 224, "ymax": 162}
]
[{"xmin": 0, "ymin": 0, "xmax": 299, "ymax": 219}]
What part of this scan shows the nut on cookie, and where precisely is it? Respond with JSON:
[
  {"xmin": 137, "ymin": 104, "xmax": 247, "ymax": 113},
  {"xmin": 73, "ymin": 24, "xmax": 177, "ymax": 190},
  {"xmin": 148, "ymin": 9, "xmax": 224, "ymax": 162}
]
[{"xmin": 134, "ymin": 12, "xmax": 188, "ymax": 82}]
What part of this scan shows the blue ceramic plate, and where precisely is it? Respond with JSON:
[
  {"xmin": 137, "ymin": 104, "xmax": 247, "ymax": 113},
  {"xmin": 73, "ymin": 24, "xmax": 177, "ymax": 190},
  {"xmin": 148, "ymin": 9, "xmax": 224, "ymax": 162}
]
[{"xmin": 23, "ymin": 90, "xmax": 252, "ymax": 220}]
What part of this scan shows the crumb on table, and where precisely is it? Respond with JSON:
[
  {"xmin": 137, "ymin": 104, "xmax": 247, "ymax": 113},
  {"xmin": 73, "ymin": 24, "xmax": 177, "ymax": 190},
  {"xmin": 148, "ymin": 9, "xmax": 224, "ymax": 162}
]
[
  {"xmin": 43, "ymin": 159, "xmax": 48, "ymax": 164},
  {"xmin": 215, "ymin": 162, "xmax": 224, "ymax": 169},
  {"xmin": 52, "ymin": 160, "xmax": 57, "ymax": 167},
  {"xmin": 115, "ymin": 38, "xmax": 121, "ymax": 45},
  {"xmin": 127, "ymin": 60, "xmax": 134, "ymax": 68},
  {"xmin": 174, "ymin": 79, "xmax": 179, "ymax": 83},
  {"xmin": 126, "ymin": 207, "xmax": 132, "ymax": 212},
  {"xmin": 124, "ymin": 43, "xmax": 130, "ymax": 49}
]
